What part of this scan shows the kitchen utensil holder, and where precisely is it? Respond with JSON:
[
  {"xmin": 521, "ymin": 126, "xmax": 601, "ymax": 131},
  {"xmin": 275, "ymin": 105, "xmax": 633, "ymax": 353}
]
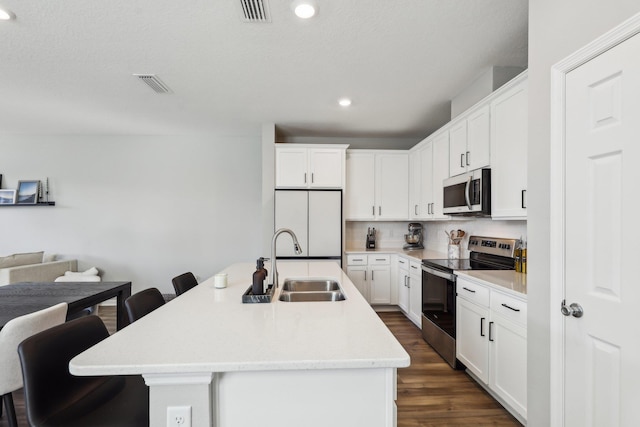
[{"xmin": 448, "ymin": 244, "xmax": 460, "ymax": 259}]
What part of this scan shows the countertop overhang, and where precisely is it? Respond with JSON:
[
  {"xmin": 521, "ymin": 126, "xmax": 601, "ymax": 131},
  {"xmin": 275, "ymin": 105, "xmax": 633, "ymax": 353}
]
[{"xmin": 70, "ymin": 261, "xmax": 410, "ymax": 376}]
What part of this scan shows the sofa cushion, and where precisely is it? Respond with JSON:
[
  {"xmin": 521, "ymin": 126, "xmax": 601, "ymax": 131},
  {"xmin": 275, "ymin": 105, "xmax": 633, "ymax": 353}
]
[{"xmin": 0, "ymin": 251, "xmax": 44, "ymax": 268}]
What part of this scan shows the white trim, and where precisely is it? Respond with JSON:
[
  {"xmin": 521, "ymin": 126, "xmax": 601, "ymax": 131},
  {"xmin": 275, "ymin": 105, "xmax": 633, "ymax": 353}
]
[
  {"xmin": 143, "ymin": 372, "xmax": 214, "ymax": 386},
  {"xmin": 548, "ymin": 12, "xmax": 640, "ymax": 427}
]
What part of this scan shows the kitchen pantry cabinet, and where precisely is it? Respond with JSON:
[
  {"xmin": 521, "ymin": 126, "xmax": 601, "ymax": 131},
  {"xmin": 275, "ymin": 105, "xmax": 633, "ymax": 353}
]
[
  {"xmin": 409, "ymin": 130, "xmax": 450, "ymax": 220},
  {"xmin": 275, "ymin": 145, "xmax": 348, "ymax": 189},
  {"xmin": 345, "ymin": 151, "xmax": 408, "ymax": 220},
  {"xmin": 346, "ymin": 254, "xmax": 392, "ymax": 305},
  {"xmin": 456, "ymin": 276, "xmax": 527, "ymax": 421},
  {"xmin": 490, "ymin": 72, "xmax": 528, "ymax": 219},
  {"xmin": 449, "ymin": 105, "xmax": 491, "ymax": 177}
]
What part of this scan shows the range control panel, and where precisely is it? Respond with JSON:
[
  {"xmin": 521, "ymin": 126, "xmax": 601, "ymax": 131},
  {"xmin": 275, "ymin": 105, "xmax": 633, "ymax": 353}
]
[{"xmin": 468, "ymin": 236, "xmax": 518, "ymax": 258}]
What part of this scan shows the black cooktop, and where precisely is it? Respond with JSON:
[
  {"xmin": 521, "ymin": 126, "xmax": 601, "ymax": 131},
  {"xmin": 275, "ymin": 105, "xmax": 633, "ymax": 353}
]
[{"xmin": 422, "ymin": 253, "xmax": 515, "ymax": 273}]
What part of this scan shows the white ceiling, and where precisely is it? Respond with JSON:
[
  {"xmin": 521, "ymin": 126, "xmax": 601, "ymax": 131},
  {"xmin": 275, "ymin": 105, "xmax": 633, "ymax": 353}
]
[{"xmin": 0, "ymin": 0, "xmax": 528, "ymax": 147}]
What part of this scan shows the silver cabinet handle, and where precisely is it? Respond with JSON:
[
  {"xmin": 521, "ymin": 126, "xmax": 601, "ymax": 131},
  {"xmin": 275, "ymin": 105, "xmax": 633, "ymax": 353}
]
[
  {"xmin": 522, "ymin": 189, "xmax": 527, "ymax": 209},
  {"xmin": 489, "ymin": 321, "xmax": 494, "ymax": 341},
  {"xmin": 372, "ymin": 206, "xmax": 375, "ymax": 216},
  {"xmin": 371, "ymin": 270, "xmax": 374, "ymax": 281},
  {"xmin": 480, "ymin": 317, "xmax": 485, "ymax": 337},
  {"xmin": 406, "ymin": 276, "xmax": 410, "ymax": 288},
  {"xmin": 378, "ymin": 206, "xmax": 382, "ymax": 216},
  {"xmin": 364, "ymin": 271, "xmax": 367, "ymax": 281},
  {"xmin": 561, "ymin": 299, "xmax": 584, "ymax": 318},
  {"xmin": 466, "ymin": 151, "xmax": 470, "ymax": 166},
  {"xmin": 460, "ymin": 153, "xmax": 465, "ymax": 168},
  {"xmin": 415, "ymin": 204, "xmax": 418, "ymax": 215},
  {"xmin": 304, "ymin": 173, "xmax": 307, "ymax": 184}
]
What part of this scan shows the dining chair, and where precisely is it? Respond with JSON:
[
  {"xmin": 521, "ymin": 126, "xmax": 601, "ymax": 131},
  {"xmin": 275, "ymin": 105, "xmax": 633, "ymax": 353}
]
[
  {"xmin": 0, "ymin": 302, "xmax": 68, "ymax": 427},
  {"xmin": 125, "ymin": 287, "xmax": 165, "ymax": 323},
  {"xmin": 172, "ymin": 272, "xmax": 198, "ymax": 296},
  {"xmin": 18, "ymin": 315, "xmax": 149, "ymax": 427}
]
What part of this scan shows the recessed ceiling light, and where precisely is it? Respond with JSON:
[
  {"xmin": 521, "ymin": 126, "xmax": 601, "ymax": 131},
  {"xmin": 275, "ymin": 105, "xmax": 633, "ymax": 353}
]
[
  {"xmin": 338, "ymin": 98, "xmax": 352, "ymax": 107},
  {"xmin": 292, "ymin": 0, "xmax": 317, "ymax": 19},
  {"xmin": 0, "ymin": 8, "xmax": 15, "ymax": 21}
]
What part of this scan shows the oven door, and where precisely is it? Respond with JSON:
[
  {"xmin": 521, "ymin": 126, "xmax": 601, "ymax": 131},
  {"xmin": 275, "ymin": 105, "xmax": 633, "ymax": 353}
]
[{"xmin": 421, "ymin": 265, "xmax": 456, "ymax": 338}]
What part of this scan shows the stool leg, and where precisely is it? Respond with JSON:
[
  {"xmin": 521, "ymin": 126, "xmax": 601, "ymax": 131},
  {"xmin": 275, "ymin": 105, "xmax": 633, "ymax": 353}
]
[{"xmin": 1, "ymin": 393, "xmax": 17, "ymax": 427}]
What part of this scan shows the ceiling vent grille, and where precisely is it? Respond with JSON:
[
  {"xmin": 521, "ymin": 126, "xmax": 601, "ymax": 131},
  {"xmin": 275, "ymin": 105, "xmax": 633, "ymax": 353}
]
[
  {"xmin": 239, "ymin": 0, "xmax": 271, "ymax": 22},
  {"xmin": 133, "ymin": 74, "xmax": 172, "ymax": 94}
]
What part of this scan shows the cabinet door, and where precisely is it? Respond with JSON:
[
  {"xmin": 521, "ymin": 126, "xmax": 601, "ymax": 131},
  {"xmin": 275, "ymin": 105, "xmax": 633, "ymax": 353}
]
[
  {"xmin": 489, "ymin": 313, "xmax": 527, "ymax": 419},
  {"xmin": 449, "ymin": 120, "xmax": 467, "ymax": 176},
  {"xmin": 397, "ymin": 259, "xmax": 409, "ymax": 313},
  {"xmin": 345, "ymin": 153, "xmax": 376, "ymax": 220},
  {"xmin": 308, "ymin": 191, "xmax": 341, "ymax": 257},
  {"xmin": 466, "ymin": 105, "xmax": 491, "ymax": 170},
  {"xmin": 407, "ymin": 261, "xmax": 422, "ymax": 327},
  {"xmin": 409, "ymin": 149, "xmax": 422, "ymax": 219},
  {"xmin": 431, "ymin": 131, "xmax": 450, "ymax": 219},
  {"xmin": 375, "ymin": 153, "xmax": 409, "ymax": 219},
  {"xmin": 276, "ymin": 148, "xmax": 308, "ymax": 188},
  {"xmin": 369, "ymin": 265, "xmax": 391, "ymax": 304},
  {"xmin": 346, "ymin": 266, "xmax": 368, "ymax": 302},
  {"xmin": 274, "ymin": 190, "xmax": 308, "ymax": 257},
  {"xmin": 456, "ymin": 297, "xmax": 490, "ymax": 383},
  {"xmin": 490, "ymin": 79, "xmax": 528, "ymax": 218},
  {"xmin": 309, "ymin": 149, "xmax": 343, "ymax": 188},
  {"xmin": 419, "ymin": 143, "xmax": 433, "ymax": 219}
]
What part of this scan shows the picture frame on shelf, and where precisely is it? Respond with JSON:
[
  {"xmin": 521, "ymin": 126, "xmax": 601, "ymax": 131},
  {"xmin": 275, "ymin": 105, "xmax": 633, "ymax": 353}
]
[
  {"xmin": 0, "ymin": 189, "xmax": 16, "ymax": 205},
  {"xmin": 16, "ymin": 180, "xmax": 40, "ymax": 204}
]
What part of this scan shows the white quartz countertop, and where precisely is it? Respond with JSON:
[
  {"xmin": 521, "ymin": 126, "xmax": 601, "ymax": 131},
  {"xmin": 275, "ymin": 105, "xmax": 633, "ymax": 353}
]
[
  {"xmin": 70, "ymin": 261, "xmax": 410, "ymax": 376},
  {"xmin": 455, "ymin": 270, "xmax": 527, "ymax": 297},
  {"xmin": 345, "ymin": 247, "xmax": 447, "ymax": 262}
]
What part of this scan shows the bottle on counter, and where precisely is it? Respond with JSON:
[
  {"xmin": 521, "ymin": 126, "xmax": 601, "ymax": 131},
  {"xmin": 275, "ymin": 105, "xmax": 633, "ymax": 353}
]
[
  {"xmin": 515, "ymin": 238, "xmax": 522, "ymax": 273},
  {"xmin": 252, "ymin": 257, "xmax": 268, "ymax": 295},
  {"xmin": 521, "ymin": 240, "xmax": 527, "ymax": 274}
]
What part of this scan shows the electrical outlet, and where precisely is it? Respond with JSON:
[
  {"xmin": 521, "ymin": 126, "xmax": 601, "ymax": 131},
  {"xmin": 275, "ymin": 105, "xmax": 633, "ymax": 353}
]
[{"xmin": 167, "ymin": 406, "xmax": 191, "ymax": 427}]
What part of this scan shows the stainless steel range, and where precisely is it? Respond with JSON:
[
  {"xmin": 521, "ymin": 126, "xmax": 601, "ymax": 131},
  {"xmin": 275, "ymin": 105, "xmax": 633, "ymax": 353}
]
[{"xmin": 421, "ymin": 236, "xmax": 517, "ymax": 368}]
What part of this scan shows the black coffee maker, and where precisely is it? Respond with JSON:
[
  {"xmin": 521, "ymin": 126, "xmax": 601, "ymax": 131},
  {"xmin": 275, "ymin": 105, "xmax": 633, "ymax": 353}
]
[{"xmin": 366, "ymin": 227, "xmax": 376, "ymax": 249}]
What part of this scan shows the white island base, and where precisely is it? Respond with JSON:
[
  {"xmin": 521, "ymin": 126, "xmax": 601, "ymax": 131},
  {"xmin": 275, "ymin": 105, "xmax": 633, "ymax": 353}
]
[
  {"xmin": 71, "ymin": 262, "xmax": 409, "ymax": 427},
  {"xmin": 146, "ymin": 368, "xmax": 396, "ymax": 427}
]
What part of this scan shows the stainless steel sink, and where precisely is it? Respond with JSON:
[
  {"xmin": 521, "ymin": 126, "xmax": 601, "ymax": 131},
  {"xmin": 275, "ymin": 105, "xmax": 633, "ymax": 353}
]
[
  {"xmin": 278, "ymin": 291, "xmax": 346, "ymax": 302},
  {"xmin": 282, "ymin": 279, "xmax": 341, "ymax": 292},
  {"xmin": 279, "ymin": 279, "xmax": 346, "ymax": 302}
]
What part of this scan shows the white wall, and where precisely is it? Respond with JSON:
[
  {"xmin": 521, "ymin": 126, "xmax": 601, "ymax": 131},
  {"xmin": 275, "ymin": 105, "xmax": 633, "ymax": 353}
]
[
  {"xmin": 1, "ymin": 134, "xmax": 262, "ymax": 294},
  {"xmin": 528, "ymin": 2, "xmax": 640, "ymax": 425}
]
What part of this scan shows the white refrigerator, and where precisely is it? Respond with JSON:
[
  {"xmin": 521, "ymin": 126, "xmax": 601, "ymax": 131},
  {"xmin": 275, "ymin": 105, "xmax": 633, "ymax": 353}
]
[{"xmin": 274, "ymin": 190, "xmax": 342, "ymax": 262}]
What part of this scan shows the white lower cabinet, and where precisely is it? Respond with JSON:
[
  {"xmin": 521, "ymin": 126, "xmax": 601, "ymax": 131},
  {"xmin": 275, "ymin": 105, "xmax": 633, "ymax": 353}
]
[
  {"xmin": 346, "ymin": 254, "xmax": 392, "ymax": 305},
  {"xmin": 456, "ymin": 276, "xmax": 527, "ymax": 422},
  {"xmin": 408, "ymin": 261, "xmax": 422, "ymax": 327},
  {"xmin": 396, "ymin": 257, "xmax": 409, "ymax": 313}
]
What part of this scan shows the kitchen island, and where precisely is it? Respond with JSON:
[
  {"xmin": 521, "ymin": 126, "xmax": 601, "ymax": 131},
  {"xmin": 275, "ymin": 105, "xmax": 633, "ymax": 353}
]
[{"xmin": 70, "ymin": 261, "xmax": 410, "ymax": 427}]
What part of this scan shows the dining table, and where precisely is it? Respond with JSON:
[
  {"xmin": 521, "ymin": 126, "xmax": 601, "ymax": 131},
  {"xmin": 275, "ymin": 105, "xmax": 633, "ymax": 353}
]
[{"xmin": 0, "ymin": 281, "xmax": 132, "ymax": 331}]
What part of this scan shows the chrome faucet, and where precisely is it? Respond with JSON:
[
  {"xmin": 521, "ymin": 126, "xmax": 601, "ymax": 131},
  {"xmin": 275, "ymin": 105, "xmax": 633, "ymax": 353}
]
[{"xmin": 270, "ymin": 228, "xmax": 302, "ymax": 288}]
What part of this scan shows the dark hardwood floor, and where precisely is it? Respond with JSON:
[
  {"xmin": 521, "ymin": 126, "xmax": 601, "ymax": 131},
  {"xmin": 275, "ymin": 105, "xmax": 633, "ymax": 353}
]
[{"xmin": 1, "ymin": 308, "xmax": 520, "ymax": 427}]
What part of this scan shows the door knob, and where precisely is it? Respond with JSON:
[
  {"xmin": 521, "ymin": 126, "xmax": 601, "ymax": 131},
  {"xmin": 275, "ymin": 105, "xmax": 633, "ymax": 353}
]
[{"xmin": 560, "ymin": 299, "xmax": 584, "ymax": 318}]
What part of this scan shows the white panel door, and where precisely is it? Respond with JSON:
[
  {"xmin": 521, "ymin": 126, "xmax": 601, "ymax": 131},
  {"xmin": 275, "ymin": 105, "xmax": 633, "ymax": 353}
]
[
  {"xmin": 346, "ymin": 266, "xmax": 368, "ymax": 301},
  {"xmin": 449, "ymin": 120, "xmax": 467, "ymax": 176},
  {"xmin": 456, "ymin": 297, "xmax": 489, "ymax": 383},
  {"xmin": 274, "ymin": 191, "xmax": 308, "ymax": 257},
  {"xmin": 431, "ymin": 131, "xmax": 450, "ymax": 219},
  {"xmin": 466, "ymin": 105, "xmax": 491, "ymax": 170},
  {"xmin": 409, "ymin": 149, "xmax": 422, "ymax": 219},
  {"xmin": 375, "ymin": 153, "xmax": 408, "ymax": 220},
  {"xmin": 308, "ymin": 191, "xmax": 341, "ymax": 257},
  {"xmin": 564, "ymin": 32, "xmax": 640, "ymax": 427},
  {"xmin": 369, "ymin": 265, "xmax": 391, "ymax": 304},
  {"xmin": 309, "ymin": 149, "xmax": 343, "ymax": 188},
  {"xmin": 276, "ymin": 148, "xmax": 308, "ymax": 188},
  {"xmin": 419, "ymin": 142, "xmax": 433, "ymax": 219}
]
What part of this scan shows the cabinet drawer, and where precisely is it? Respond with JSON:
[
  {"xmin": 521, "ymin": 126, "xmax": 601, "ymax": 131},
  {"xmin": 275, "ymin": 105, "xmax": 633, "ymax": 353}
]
[
  {"xmin": 347, "ymin": 254, "xmax": 367, "ymax": 266},
  {"xmin": 368, "ymin": 254, "xmax": 391, "ymax": 265},
  {"xmin": 397, "ymin": 257, "xmax": 409, "ymax": 271},
  {"xmin": 491, "ymin": 292, "xmax": 527, "ymax": 326},
  {"xmin": 457, "ymin": 279, "xmax": 490, "ymax": 307}
]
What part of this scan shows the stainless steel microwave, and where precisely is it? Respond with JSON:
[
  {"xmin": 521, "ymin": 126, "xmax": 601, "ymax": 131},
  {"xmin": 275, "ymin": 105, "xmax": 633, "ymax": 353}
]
[{"xmin": 442, "ymin": 168, "xmax": 491, "ymax": 216}]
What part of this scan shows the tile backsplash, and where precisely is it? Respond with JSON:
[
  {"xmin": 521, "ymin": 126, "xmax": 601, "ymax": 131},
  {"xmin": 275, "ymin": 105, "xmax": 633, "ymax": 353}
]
[{"xmin": 346, "ymin": 219, "xmax": 526, "ymax": 256}]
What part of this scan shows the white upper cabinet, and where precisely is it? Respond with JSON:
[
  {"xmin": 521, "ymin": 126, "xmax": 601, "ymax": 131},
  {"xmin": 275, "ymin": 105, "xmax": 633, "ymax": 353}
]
[
  {"xmin": 449, "ymin": 104, "xmax": 491, "ymax": 176},
  {"xmin": 345, "ymin": 150, "xmax": 408, "ymax": 220},
  {"xmin": 490, "ymin": 73, "xmax": 528, "ymax": 219},
  {"xmin": 275, "ymin": 145, "xmax": 348, "ymax": 189},
  {"xmin": 408, "ymin": 130, "xmax": 449, "ymax": 220}
]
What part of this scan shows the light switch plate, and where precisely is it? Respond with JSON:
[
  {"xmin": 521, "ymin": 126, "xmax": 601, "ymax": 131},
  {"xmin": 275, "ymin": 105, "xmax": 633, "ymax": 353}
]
[{"xmin": 167, "ymin": 405, "xmax": 191, "ymax": 427}]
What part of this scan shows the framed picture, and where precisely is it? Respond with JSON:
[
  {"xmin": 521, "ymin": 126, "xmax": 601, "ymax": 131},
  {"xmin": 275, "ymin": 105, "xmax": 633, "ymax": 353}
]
[
  {"xmin": 17, "ymin": 180, "xmax": 40, "ymax": 204},
  {"xmin": 0, "ymin": 189, "xmax": 16, "ymax": 205}
]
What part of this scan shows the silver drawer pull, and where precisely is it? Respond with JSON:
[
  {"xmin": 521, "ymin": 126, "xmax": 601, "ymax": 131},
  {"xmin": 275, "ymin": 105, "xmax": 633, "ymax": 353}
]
[
  {"xmin": 501, "ymin": 303, "xmax": 520, "ymax": 312},
  {"xmin": 462, "ymin": 287, "xmax": 476, "ymax": 293}
]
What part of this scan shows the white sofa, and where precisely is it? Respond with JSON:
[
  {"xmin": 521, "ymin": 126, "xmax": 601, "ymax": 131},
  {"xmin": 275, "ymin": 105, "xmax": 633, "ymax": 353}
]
[{"xmin": 0, "ymin": 259, "xmax": 78, "ymax": 286}]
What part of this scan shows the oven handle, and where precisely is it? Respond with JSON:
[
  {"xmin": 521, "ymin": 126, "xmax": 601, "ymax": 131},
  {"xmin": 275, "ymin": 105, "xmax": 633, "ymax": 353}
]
[{"xmin": 421, "ymin": 265, "xmax": 456, "ymax": 282}]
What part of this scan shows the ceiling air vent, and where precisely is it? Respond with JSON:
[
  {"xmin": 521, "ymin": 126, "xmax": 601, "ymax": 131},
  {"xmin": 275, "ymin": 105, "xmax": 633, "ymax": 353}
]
[
  {"xmin": 239, "ymin": 0, "xmax": 271, "ymax": 23},
  {"xmin": 133, "ymin": 74, "xmax": 172, "ymax": 94}
]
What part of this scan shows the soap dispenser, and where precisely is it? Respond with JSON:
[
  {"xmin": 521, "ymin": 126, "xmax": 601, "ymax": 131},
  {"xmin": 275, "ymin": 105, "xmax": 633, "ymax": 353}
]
[{"xmin": 252, "ymin": 258, "xmax": 267, "ymax": 295}]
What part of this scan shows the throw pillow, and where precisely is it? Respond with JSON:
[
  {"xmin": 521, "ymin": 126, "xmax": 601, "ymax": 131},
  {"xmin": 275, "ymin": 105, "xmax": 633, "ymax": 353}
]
[{"xmin": 0, "ymin": 251, "xmax": 44, "ymax": 268}]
